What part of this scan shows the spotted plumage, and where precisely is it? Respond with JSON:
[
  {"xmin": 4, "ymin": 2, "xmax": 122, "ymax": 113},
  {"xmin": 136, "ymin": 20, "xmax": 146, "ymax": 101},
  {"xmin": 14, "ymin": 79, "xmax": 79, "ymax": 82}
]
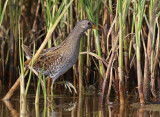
[{"xmin": 24, "ymin": 19, "xmax": 95, "ymax": 84}]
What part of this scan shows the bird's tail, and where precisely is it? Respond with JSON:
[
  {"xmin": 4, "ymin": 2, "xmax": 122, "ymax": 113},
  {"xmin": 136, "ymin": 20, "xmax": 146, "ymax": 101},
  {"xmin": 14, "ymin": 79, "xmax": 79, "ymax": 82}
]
[{"xmin": 22, "ymin": 44, "xmax": 32, "ymax": 60}]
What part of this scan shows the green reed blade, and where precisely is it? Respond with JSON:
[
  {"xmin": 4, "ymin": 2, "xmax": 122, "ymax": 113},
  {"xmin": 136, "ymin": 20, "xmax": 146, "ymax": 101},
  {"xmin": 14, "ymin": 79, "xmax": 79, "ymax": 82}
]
[
  {"xmin": 0, "ymin": 0, "xmax": 8, "ymax": 26},
  {"xmin": 25, "ymin": 43, "xmax": 36, "ymax": 96}
]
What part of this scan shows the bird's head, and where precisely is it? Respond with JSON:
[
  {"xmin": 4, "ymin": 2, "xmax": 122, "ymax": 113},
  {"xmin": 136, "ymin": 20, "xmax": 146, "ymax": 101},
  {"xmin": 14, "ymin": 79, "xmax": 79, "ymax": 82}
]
[{"xmin": 76, "ymin": 19, "xmax": 97, "ymax": 31}]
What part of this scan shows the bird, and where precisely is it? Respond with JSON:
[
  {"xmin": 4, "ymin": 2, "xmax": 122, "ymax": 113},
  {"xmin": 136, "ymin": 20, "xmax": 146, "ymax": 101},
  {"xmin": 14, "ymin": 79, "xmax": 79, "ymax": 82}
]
[{"xmin": 23, "ymin": 19, "xmax": 96, "ymax": 85}]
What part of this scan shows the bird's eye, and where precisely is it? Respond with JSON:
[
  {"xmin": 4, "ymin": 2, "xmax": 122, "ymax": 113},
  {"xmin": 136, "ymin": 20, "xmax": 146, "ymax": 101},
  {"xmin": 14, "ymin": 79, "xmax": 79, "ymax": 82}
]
[{"xmin": 88, "ymin": 22, "xmax": 91, "ymax": 25}]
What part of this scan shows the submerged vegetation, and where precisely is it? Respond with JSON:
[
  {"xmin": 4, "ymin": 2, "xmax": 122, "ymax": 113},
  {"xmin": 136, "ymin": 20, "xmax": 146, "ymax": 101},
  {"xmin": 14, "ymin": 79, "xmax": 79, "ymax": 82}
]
[{"xmin": 0, "ymin": 0, "xmax": 160, "ymax": 107}]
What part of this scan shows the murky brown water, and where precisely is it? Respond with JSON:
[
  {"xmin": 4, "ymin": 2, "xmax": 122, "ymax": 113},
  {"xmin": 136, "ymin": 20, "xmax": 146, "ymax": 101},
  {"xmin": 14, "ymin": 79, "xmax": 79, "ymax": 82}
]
[{"xmin": 1, "ymin": 87, "xmax": 160, "ymax": 117}]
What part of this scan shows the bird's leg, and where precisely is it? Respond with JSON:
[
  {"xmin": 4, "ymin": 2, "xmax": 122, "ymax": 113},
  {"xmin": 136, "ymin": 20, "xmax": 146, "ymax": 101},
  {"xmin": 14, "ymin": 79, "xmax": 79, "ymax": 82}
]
[
  {"xmin": 49, "ymin": 73, "xmax": 56, "ymax": 84},
  {"xmin": 52, "ymin": 79, "xmax": 56, "ymax": 85}
]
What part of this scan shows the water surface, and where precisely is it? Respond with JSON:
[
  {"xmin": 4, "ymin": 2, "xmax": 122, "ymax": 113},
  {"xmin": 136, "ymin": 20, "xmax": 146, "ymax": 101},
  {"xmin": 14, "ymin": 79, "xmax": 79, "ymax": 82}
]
[{"xmin": 1, "ymin": 86, "xmax": 160, "ymax": 117}]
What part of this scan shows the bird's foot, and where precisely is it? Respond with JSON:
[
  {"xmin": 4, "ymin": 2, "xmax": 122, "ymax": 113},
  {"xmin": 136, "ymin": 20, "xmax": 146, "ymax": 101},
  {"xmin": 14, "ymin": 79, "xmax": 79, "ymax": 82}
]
[
  {"xmin": 64, "ymin": 81, "xmax": 77, "ymax": 94},
  {"xmin": 54, "ymin": 81, "xmax": 77, "ymax": 94}
]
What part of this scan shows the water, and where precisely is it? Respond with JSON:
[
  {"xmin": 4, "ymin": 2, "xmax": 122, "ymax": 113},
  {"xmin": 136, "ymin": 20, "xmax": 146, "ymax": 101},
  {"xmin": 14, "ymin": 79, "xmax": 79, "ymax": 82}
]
[{"xmin": 1, "ymin": 87, "xmax": 160, "ymax": 117}]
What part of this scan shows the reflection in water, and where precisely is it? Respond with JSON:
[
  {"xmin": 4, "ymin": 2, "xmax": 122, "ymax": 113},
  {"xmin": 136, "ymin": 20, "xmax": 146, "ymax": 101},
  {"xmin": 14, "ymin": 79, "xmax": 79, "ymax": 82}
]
[
  {"xmin": 1, "ymin": 92, "xmax": 160, "ymax": 117},
  {"xmin": 2, "ymin": 100, "xmax": 19, "ymax": 117},
  {"xmin": 77, "ymin": 93, "xmax": 83, "ymax": 117},
  {"xmin": 50, "ymin": 102, "xmax": 77, "ymax": 117},
  {"xmin": 35, "ymin": 104, "xmax": 40, "ymax": 117}
]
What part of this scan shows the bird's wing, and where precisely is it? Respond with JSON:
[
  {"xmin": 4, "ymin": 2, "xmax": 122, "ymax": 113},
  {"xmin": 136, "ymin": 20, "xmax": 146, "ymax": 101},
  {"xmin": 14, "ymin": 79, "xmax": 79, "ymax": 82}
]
[
  {"xmin": 22, "ymin": 43, "xmax": 62, "ymax": 59},
  {"xmin": 33, "ymin": 48, "xmax": 65, "ymax": 72}
]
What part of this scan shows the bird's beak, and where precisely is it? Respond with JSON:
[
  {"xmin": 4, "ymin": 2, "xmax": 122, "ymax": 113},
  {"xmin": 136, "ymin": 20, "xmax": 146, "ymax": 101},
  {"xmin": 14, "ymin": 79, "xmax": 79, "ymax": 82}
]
[{"xmin": 92, "ymin": 25, "xmax": 98, "ymax": 30}]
